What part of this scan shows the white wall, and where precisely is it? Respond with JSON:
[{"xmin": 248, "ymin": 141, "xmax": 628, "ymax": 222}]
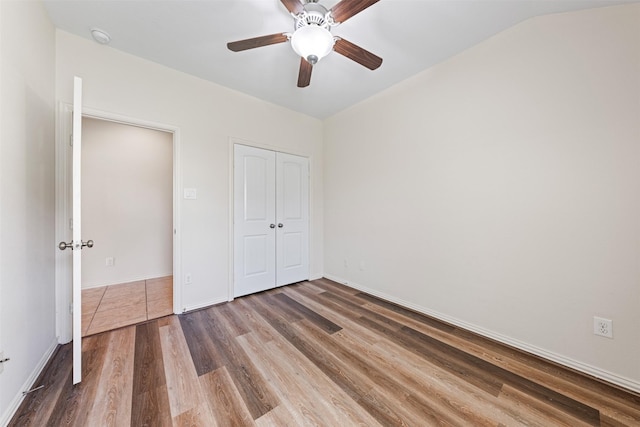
[
  {"xmin": 81, "ymin": 117, "xmax": 173, "ymax": 288},
  {"xmin": 0, "ymin": 1, "xmax": 57, "ymax": 423},
  {"xmin": 55, "ymin": 30, "xmax": 324, "ymax": 313},
  {"xmin": 324, "ymin": 4, "xmax": 640, "ymax": 390}
]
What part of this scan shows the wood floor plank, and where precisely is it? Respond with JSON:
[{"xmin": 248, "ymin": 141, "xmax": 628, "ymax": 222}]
[
  {"xmin": 312, "ymin": 277, "xmax": 361, "ymax": 297},
  {"xmin": 356, "ymin": 291, "xmax": 457, "ymax": 333},
  {"xmin": 400, "ymin": 325, "xmax": 601, "ymax": 425},
  {"xmin": 201, "ymin": 307, "xmax": 278, "ymax": 420},
  {"xmin": 246, "ymin": 295, "xmax": 422, "ymax": 425},
  {"xmin": 130, "ymin": 385, "xmax": 173, "ymax": 427},
  {"xmin": 357, "ymin": 314, "xmax": 505, "ymax": 396},
  {"xmin": 238, "ymin": 331, "xmax": 347, "ymax": 427},
  {"xmin": 178, "ymin": 310, "xmax": 222, "ymax": 376},
  {"xmin": 281, "ymin": 286, "xmax": 381, "ymax": 347},
  {"xmin": 10, "ymin": 279, "xmax": 640, "ymax": 426},
  {"xmin": 159, "ymin": 316, "xmax": 204, "ymax": 419},
  {"xmin": 215, "ymin": 302, "xmax": 251, "ymax": 337},
  {"xmin": 244, "ymin": 294, "xmax": 373, "ymax": 402},
  {"xmin": 498, "ymin": 384, "xmax": 595, "ymax": 427},
  {"xmin": 238, "ymin": 330, "xmax": 383, "ymax": 427},
  {"xmin": 86, "ymin": 326, "xmax": 136, "ymax": 426},
  {"xmin": 46, "ymin": 336, "xmax": 112, "ymax": 427},
  {"xmin": 199, "ymin": 367, "xmax": 255, "ymax": 427},
  {"xmin": 293, "ymin": 317, "xmax": 495, "ymax": 426},
  {"xmin": 234, "ymin": 297, "xmax": 290, "ymax": 344},
  {"xmin": 254, "ymin": 404, "xmax": 298, "ymax": 427},
  {"xmin": 359, "ymin": 296, "xmax": 636, "ymax": 423},
  {"xmin": 171, "ymin": 402, "xmax": 217, "ymax": 427},
  {"xmin": 370, "ymin": 335, "xmax": 521, "ymax": 426},
  {"xmin": 354, "ymin": 310, "xmax": 507, "ymax": 403},
  {"xmin": 271, "ymin": 292, "xmax": 343, "ymax": 334},
  {"xmin": 8, "ymin": 345, "xmax": 72, "ymax": 427},
  {"xmin": 131, "ymin": 320, "xmax": 172, "ymax": 426}
]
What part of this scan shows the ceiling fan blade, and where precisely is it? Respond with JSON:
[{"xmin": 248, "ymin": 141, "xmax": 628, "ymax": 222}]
[
  {"xmin": 330, "ymin": 0, "xmax": 380, "ymax": 24},
  {"xmin": 281, "ymin": 0, "xmax": 305, "ymax": 15},
  {"xmin": 227, "ymin": 33, "xmax": 288, "ymax": 52},
  {"xmin": 334, "ymin": 38, "xmax": 382, "ymax": 70},
  {"xmin": 297, "ymin": 57, "xmax": 313, "ymax": 88}
]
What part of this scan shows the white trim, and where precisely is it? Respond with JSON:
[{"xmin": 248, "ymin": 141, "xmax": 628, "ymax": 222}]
[
  {"xmin": 55, "ymin": 104, "xmax": 183, "ymax": 345},
  {"xmin": 0, "ymin": 338, "xmax": 58, "ymax": 426},
  {"xmin": 323, "ymin": 274, "xmax": 640, "ymax": 395},
  {"xmin": 182, "ymin": 297, "xmax": 228, "ymax": 313}
]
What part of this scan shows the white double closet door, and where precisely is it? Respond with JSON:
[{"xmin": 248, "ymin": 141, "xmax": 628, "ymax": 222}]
[{"xmin": 234, "ymin": 144, "xmax": 309, "ymax": 297}]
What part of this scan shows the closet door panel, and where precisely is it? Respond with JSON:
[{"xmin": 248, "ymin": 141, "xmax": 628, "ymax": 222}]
[
  {"xmin": 276, "ymin": 152, "xmax": 309, "ymax": 286},
  {"xmin": 234, "ymin": 145, "xmax": 276, "ymax": 297}
]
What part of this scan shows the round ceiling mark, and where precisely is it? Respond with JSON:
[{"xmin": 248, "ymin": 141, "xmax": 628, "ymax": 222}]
[{"xmin": 90, "ymin": 28, "xmax": 111, "ymax": 45}]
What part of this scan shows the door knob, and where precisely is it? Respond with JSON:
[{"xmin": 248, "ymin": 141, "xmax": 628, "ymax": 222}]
[
  {"xmin": 58, "ymin": 240, "xmax": 94, "ymax": 250},
  {"xmin": 58, "ymin": 241, "xmax": 73, "ymax": 251},
  {"xmin": 278, "ymin": 223, "xmax": 284, "ymax": 228},
  {"xmin": 269, "ymin": 224, "xmax": 276, "ymax": 229}
]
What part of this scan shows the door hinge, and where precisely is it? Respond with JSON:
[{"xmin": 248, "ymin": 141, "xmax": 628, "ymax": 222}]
[
  {"xmin": 69, "ymin": 218, "xmax": 73, "ymax": 230},
  {"xmin": 69, "ymin": 133, "xmax": 73, "ymax": 146},
  {"xmin": 69, "ymin": 303, "xmax": 73, "ymax": 315}
]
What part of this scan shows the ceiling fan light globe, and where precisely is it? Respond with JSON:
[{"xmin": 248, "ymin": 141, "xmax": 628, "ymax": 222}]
[{"xmin": 291, "ymin": 25, "xmax": 334, "ymax": 64}]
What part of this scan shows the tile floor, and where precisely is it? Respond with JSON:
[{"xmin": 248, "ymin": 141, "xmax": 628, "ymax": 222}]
[{"xmin": 81, "ymin": 276, "xmax": 173, "ymax": 336}]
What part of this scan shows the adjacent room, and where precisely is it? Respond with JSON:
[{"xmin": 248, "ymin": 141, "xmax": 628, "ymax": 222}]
[{"xmin": 1, "ymin": 0, "xmax": 639, "ymax": 425}]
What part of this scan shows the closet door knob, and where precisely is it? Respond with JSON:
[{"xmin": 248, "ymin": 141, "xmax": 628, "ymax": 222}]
[
  {"xmin": 278, "ymin": 223, "xmax": 284, "ymax": 228},
  {"xmin": 270, "ymin": 224, "xmax": 276, "ymax": 229}
]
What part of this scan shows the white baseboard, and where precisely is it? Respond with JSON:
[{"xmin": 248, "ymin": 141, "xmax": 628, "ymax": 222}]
[
  {"xmin": 181, "ymin": 297, "xmax": 228, "ymax": 313},
  {"xmin": 323, "ymin": 274, "xmax": 640, "ymax": 395},
  {"xmin": 0, "ymin": 337, "xmax": 59, "ymax": 427}
]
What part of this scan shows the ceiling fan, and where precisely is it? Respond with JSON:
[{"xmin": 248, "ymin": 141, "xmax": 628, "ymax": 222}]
[{"xmin": 227, "ymin": 0, "xmax": 383, "ymax": 88}]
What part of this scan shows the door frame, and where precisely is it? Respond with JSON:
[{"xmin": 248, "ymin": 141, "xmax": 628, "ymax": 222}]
[
  {"xmin": 227, "ymin": 137, "xmax": 312, "ymax": 301},
  {"xmin": 55, "ymin": 103, "xmax": 182, "ymax": 343}
]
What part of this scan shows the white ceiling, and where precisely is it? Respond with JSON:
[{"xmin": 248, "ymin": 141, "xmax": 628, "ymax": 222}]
[{"xmin": 42, "ymin": 0, "xmax": 636, "ymax": 119}]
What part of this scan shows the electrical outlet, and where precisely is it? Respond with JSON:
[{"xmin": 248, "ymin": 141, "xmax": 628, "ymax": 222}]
[
  {"xmin": 185, "ymin": 273, "xmax": 192, "ymax": 285},
  {"xmin": 105, "ymin": 257, "xmax": 114, "ymax": 267},
  {"xmin": 594, "ymin": 316, "xmax": 613, "ymax": 338},
  {"xmin": 343, "ymin": 259, "xmax": 348, "ymax": 269}
]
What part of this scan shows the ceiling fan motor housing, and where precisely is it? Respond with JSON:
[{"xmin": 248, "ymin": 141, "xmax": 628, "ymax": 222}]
[{"xmin": 294, "ymin": 3, "xmax": 333, "ymax": 30}]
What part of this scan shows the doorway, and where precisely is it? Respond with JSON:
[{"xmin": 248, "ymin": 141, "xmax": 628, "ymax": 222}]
[
  {"xmin": 80, "ymin": 117, "xmax": 173, "ymax": 335},
  {"xmin": 55, "ymin": 105, "xmax": 181, "ymax": 344}
]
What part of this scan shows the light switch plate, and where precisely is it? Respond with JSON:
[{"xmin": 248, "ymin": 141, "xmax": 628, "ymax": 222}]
[{"xmin": 184, "ymin": 188, "xmax": 197, "ymax": 199}]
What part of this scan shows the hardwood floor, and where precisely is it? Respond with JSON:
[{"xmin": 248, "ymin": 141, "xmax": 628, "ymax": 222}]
[
  {"xmin": 10, "ymin": 279, "xmax": 640, "ymax": 426},
  {"xmin": 82, "ymin": 276, "xmax": 173, "ymax": 336}
]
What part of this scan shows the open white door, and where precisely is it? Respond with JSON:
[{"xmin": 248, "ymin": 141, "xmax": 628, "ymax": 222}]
[
  {"xmin": 71, "ymin": 76, "xmax": 83, "ymax": 384},
  {"xmin": 58, "ymin": 77, "xmax": 93, "ymax": 384}
]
